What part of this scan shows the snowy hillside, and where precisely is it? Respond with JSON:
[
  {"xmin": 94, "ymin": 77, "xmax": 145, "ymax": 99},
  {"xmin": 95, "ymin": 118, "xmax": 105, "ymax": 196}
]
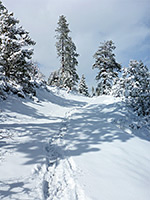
[{"xmin": 0, "ymin": 87, "xmax": 150, "ymax": 200}]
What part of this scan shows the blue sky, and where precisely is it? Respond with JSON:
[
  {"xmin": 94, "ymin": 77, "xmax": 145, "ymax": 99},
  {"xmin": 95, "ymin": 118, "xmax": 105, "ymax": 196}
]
[{"xmin": 2, "ymin": 0, "xmax": 150, "ymax": 87}]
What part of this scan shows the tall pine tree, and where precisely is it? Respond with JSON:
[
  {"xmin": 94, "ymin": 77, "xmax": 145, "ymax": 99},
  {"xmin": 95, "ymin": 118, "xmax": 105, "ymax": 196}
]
[
  {"xmin": 55, "ymin": 15, "xmax": 79, "ymax": 90},
  {"xmin": 92, "ymin": 40, "xmax": 121, "ymax": 95}
]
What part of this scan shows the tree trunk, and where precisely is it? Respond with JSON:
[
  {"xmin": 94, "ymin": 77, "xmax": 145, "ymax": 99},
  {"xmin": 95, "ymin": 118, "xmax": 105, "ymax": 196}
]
[{"xmin": 61, "ymin": 40, "xmax": 65, "ymax": 70}]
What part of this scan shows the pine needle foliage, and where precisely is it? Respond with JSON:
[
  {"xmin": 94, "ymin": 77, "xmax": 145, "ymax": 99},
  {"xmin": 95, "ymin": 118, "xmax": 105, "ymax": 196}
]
[{"xmin": 93, "ymin": 40, "xmax": 121, "ymax": 95}]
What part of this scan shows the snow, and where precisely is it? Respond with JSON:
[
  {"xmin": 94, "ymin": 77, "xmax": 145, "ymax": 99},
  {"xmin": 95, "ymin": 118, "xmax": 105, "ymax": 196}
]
[{"xmin": 0, "ymin": 86, "xmax": 150, "ymax": 199}]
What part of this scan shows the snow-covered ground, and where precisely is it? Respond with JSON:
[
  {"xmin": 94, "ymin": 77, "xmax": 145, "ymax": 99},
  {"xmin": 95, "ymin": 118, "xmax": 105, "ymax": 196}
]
[{"xmin": 0, "ymin": 87, "xmax": 150, "ymax": 200}]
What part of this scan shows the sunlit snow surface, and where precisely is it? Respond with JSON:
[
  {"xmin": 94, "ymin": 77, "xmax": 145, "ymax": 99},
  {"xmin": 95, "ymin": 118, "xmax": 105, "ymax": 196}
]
[{"xmin": 0, "ymin": 87, "xmax": 150, "ymax": 200}]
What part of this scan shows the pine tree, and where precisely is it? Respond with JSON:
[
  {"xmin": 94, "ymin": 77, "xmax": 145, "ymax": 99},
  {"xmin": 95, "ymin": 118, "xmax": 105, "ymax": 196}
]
[
  {"xmin": 0, "ymin": 1, "xmax": 5, "ymax": 11},
  {"xmin": 92, "ymin": 40, "xmax": 121, "ymax": 95},
  {"xmin": 31, "ymin": 62, "xmax": 45, "ymax": 83},
  {"xmin": 112, "ymin": 67, "xmax": 127, "ymax": 97},
  {"xmin": 55, "ymin": 15, "xmax": 79, "ymax": 90},
  {"xmin": 123, "ymin": 60, "xmax": 150, "ymax": 116},
  {"xmin": 48, "ymin": 70, "xmax": 60, "ymax": 87},
  {"xmin": 91, "ymin": 86, "xmax": 95, "ymax": 97},
  {"xmin": 78, "ymin": 74, "xmax": 89, "ymax": 96},
  {"xmin": 0, "ymin": 2, "xmax": 35, "ymax": 88}
]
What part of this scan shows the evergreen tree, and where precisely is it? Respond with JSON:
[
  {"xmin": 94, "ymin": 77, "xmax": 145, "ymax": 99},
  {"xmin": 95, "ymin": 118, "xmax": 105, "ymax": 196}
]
[
  {"xmin": 0, "ymin": 2, "xmax": 35, "ymax": 88},
  {"xmin": 0, "ymin": 1, "xmax": 5, "ymax": 11},
  {"xmin": 123, "ymin": 60, "xmax": 150, "ymax": 116},
  {"xmin": 31, "ymin": 62, "xmax": 45, "ymax": 83},
  {"xmin": 78, "ymin": 74, "xmax": 89, "ymax": 96},
  {"xmin": 112, "ymin": 67, "xmax": 127, "ymax": 97},
  {"xmin": 91, "ymin": 86, "xmax": 95, "ymax": 97},
  {"xmin": 48, "ymin": 70, "xmax": 60, "ymax": 87},
  {"xmin": 92, "ymin": 40, "xmax": 121, "ymax": 95},
  {"xmin": 55, "ymin": 15, "xmax": 79, "ymax": 90}
]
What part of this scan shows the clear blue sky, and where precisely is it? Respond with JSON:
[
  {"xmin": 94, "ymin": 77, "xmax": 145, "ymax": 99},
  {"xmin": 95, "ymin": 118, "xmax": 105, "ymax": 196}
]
[{"xmin": 2, "ymin": 0, "xmax": 150, "ymax": 88}]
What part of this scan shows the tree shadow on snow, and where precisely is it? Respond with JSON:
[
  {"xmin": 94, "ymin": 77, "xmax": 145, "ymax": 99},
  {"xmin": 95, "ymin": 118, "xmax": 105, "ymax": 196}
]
[
  {"xmin": 1, "ymin": 95, "xmax": 149, "ymax": 187},
  {"xmin": 1, "ymin": 95, "xmax": 51, "ymax": 119},
  {"xmin": 0, "ymin": 180, "xmax": 31, "ymax": 199},
  {"xmin": 1, "ymin": 89, "xmax": 87, "ymax": 119},
  {"xmin": 62, "ymin": 102, "xmax": 150, "ymax": 158},
  {"xmin": 0, "ymin": 121, "xmax": 63, "ymax": 165},
  {"xmin": 0, "ymin": 88, "xmax": 87, "ymax": 169}
]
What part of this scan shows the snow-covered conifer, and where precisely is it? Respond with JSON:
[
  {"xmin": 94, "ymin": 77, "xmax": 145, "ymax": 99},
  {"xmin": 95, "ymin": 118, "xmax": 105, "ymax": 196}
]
[
  {"xmin": 78, "ymin": 74, "xmax": 89, "ymax": 96},
  {"xmin": 0, "ymin": 2, "xmax": 35, "ymax": 87},
  {"xmin": 123, "ymin": 60, "xmax": 150, "ymax": 116},
  {"xmin": 112, "ymin": 67, "xmax": 127, "ymax": 97},
  {"xmin": 48, "ymin": 70, "xmax": 60, "ymax": 87},
  {"xmin": 55, "ymin": 15, "xmax": 79, "ymax": 90},
  {"xmin": 92, "ymin": 40, "xmax": 121, "ymax": 95},
  {"xmin": 0, "ymin": 1, "xmax": 5, "ymax": 11},
  {"xmin": 30, "ymin": 62, "xmax": 46, "ymax": 86}
]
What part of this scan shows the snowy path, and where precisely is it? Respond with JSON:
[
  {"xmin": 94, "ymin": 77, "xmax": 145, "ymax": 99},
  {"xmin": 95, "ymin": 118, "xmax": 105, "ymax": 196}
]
[
  {"xmin": 62, "ymin": 97, "xmax": 150, "ymax": 200},
  {"xmin": 0, "ymin": 88, "xmax": 88, "ymax": 199},
  {"xmin": 0, "ymin": 88, "xmax": 150, "ymax": 200}
]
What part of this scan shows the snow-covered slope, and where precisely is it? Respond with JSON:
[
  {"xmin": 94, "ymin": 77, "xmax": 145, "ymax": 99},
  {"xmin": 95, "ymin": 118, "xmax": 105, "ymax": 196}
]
[{"xmin": 0, "ymin": 87, "xmax": 150, "ymax": 200}]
